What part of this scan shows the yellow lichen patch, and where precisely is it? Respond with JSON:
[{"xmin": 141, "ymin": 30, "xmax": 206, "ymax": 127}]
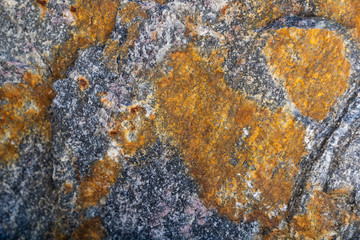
[
  {"xmin": 265, "ymin": 28, "xmax": 351, "ymax": 121},
  {"xmin": 78, "ymin": 151, "xmax": 121, "ymax": 209},
  {"xmin": 290, "ymin": 188, "xmax": 360, "ymax": 239},
  {"xmin": 107, "ymin": 104, "xmax": 156, "ymax": 157},
  {"xmin": 243, "ymin": 0, "xmax": 282, "ymax": 29},
  {"xmin": 0, "ymin": 71, "xmax": 54, "ymax": 164},
  {"xmin": 292, "ymin": 190, "xmax": 336, "ymax": 239},
  {"xmin": 118, "ymin": 2, "xmax": 147, "ymax": 24},
  {"xmin": 64, "ymin": 181, "xmax": 73, "ymax": 194},
  {"xmin": 72, "ymin": 0, "xmax": 120, "ymax": 39},
  {"xmin": 183, "ymin": 13, "xmax": 226, "ymax": 43},
  {"xmin": 104, "ymin": 2, "xmax": 147, "ymax": 72},
  {"xmin": 51, "ymin": 0, "xmax": 120, "ymax": 79},
  {"xmin": 71, "ymin": 217, "xmax": 105, "ymax": 240},
  {"xmin": 266, "ymin": 189, "xmax": 360, "ymax": 239},
  {"xmin": 183, "ymin": 14, "xmax": 202, "ymax": 39},
  {"xmin": 314, "ymin": 0, "xmax": 360, "ymax": 40},
  {"xmin": 219, "ymin": 0, "xmax": 302, "ymax": 30},
  {"xmin": 154, "ymin": 46, "xmax": 306, "ymax": 231},
  {"xmin": 78, "ymin": 101, "xmax": 155, "ymax": 208},
  {"xmin": 103, "ymin": 39, "xmax": 121, "ymax": 72},
  {"xmin": 104, "ymin": 22, "xmax": 143, "ymax": 71}
]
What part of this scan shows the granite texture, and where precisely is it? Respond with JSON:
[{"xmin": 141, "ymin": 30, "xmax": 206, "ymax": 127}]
[{"xmin": 1, "ymin": 0, "xmax": 360, "ymax": 239}]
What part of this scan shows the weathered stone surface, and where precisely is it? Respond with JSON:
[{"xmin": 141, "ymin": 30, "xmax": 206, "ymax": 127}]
[{"xmin": 1, "ymin": 0, "xmax": 360, "ymax": 239}]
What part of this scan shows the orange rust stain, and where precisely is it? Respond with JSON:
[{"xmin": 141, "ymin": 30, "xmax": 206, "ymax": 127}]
[
  {"xmin": 265, "ymin": 28, "xmax": 350, "ymax": 121},
  {"xmin": 244, "ymin": 0, "xmax": 282, "ymax": 29},
  {"xmin": 290, "ymin": 188, "xmax": 360, "ymax": 239},
  {"xmin": 183, "ymin": 15, "xmax": 200, "ymax": 39},
  {"xmin": 103, "ymin": 39, "xmax": 121, "ymax": 71},
  {"xmin": 107, "ymin": 104, "xmax": 156, "ymax": 157},
  {"xmin": 154, "ymin": 46, "xmax": 306, "ymax": 230},
  {"xmin": 71, "ymin": 0, "xmax": 120, "ymax": 40},
  {"xmin": 267, "ymin": 186, "xmax": 360, "ymax": 239},
  {"xmin": 103, "ymin": 2, "xmax": 147, "ymax": 71},
  {"xmin": 36, "ymin": 0, "xmax": 47, "ymax": 7},
  {"xmin": 36, "ymin": 0, "xmax": 48, "ymax": 9},
  {"xmin": 219, "ymin": 0, "xmax": 282, "ymax": 28},
  {"xmin": 219, "ymin": 0, "xmax": 302, "ymax": 30},
  {"xmin": 78, "ymin": 76, "xmax": 89, "ymax": 91},
  {"xmin": 64, "ymin": 182, "xmax": 73, "ymax": 194},
  {"xmin": 0, "ymin": 71, "xmax": 54, "ymax": 164},
  {"xmin": 78, "ymin": 102, "xmax": 155, "ymax": 209},
  {"xmin": 292, "ymin": 190, "xmax": 336, "ymax": 239},
  {"xmin": 154, "ymin": 0, "xmax": 167, "ymax": 4},
  {"xmin": 219, "ymin": 1, "xmax": 246, "ymax": 24},
  {"xmin": 314, "ymin": 0, "xmax": 360, "ymax": 40},
  {"xmin": 71, "ymin": 217, "xmax": 105, "ymax": 240},
  {"xmin": 51, "ymin": 0, "xmax": 120, "ymax": 79},
  {"xmin": 35, "ymin": 0, "xmax": 48, "ymax": 18},
  {"xmin": 78, "ymin": 153, "xmax": 121, "ymax": 208},
  {"xmin": 52, "ymin": 230, "xmax": 68, "ymax": 240},
  {"xmin": 97, "ymin": 91, "xmax": 111, "ymax": 107},
  {"xmin": 118, "ymin": 2, "xmax": 147, "ymax": 24},
  {"xmin": 78, "ymin": 104, "xmax": 155, "ymax": 210}
]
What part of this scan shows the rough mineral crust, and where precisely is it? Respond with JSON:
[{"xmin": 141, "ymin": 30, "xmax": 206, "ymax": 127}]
[{"xmin": 1, "ymin": 0, "xmax": 360, "ymax": 239}]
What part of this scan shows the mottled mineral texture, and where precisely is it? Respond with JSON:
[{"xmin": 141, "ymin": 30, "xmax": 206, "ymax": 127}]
[{"xmin": 1, "ymin": 0, "xmax": 360, "ymax": 239}]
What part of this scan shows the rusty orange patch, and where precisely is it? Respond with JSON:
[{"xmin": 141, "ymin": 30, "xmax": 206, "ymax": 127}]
[
  {"xmin": 219, "ymin": 0, "xmax": 302, "ymax": 30},
  {"xmin": 77, "ymin": 98, "xmax": 156, "ymax": 209},
  {"xmin": 64, "ymin": 182, "xmax": 73, "ymax": 194},
  {"xmin": 265, "ymin": 28, "xmax": 351, "ymax": 121},
  {"xmin": 291, "ymin": 188, "xmax": 360, "ymax": 239},
  {"xmin": 0, "ymin": 0, "xmax": 119, "ymax": 169},
  {"xmin": 244, "ymin": 0, "xmax": 282, "ymax": 29},
  {"xmin": 78, "ymin": 101, "xmax": 155, "ymax": 208},
  {"xmin": 78, "ymin": 153, "xmax": 121, "ymax": 209},
  {"xmin": 35, "ymin": 0, "xmax": 47, "ymax": 7},
  {"xmin": 103, "ymin": 39, "xmax": 121, "ymax": 72},
  {"xmin": 314, "ymin": 0, "xmax": 360, "ymax": 40},
  {"xmin": 103, "ymin": 2, "xmax": 148, "ymax": 72},
  {"xmin": 35, "ymin": 0, "xmax": 48, "ymax": 18},
  {"xmin": 6, "ymin": 0, "xmax": 119, "ymax": 165},
  {"xmin": 71, "ymin": 217, "xmax": 105, "ymax": 240},
  {"xmin": 118, "ymin": 2, "xmax": 147, "ymax": 24},
  {"xmin": 292, "ymin": 190, "xmax": 337, "ymax": 238},
  {"xmin": 154, "ymin": 46, "xmax": 306, "ymax": 231},
  {"xmin": 0, "ymin": 71, "xmax": 54, "ymax": 164},
  {"xmin": 51, "ymin": 0, "xmax": 120, "ymax": 79},
  {"xmin": 268, "ymin": 186, "xmax": 360, "ymax": 239},
  {"xmin": 154, "ymin": 0, "xmax": 167, "ymax": 4}
]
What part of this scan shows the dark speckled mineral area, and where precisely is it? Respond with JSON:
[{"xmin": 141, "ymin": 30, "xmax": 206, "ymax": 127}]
[{"xmin": 1, "ymin": 0, "xmax": 360, "ymax": 239}]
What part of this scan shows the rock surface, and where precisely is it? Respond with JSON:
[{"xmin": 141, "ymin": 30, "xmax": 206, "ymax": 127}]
[{"xmin": 1, "ymin": 0, "xmax": 360, "ymax": 239}]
